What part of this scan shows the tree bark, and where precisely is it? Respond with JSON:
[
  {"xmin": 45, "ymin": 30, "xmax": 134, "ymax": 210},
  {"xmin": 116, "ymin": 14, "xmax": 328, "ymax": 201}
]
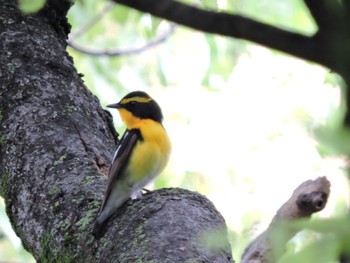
[
  {"xmin": 0, "ymin": 1, "xmax": 232, "ymax": 262},
  {"xmin": 95, "ymin": 188, "xmax": 233, "ymax": 263}
]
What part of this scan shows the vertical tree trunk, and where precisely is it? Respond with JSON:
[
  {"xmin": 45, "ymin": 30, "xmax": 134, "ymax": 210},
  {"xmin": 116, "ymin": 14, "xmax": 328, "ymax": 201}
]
[{"xmin": 0, "ymin": 0, "xmax": 114, "ymax": 259}]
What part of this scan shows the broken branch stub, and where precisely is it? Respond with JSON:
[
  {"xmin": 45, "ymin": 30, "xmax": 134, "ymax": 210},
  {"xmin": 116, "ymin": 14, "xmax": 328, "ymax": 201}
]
[{"xmin": 241, "ymin": 176, "xmax": 331, "ymax": 263}]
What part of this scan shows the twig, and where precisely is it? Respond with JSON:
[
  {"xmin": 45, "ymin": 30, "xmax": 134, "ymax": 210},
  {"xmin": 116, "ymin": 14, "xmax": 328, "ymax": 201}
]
[
  {"xmin": 69, "ymin": 2, "xmax": 116, "ymax": 41},
  {"xmin": 67, "ymin": 24, "xmax": 176, "ymax": 56},
  {"xmin": 241, "ymin": 177, "xmax": 331, "ymax": 263}
]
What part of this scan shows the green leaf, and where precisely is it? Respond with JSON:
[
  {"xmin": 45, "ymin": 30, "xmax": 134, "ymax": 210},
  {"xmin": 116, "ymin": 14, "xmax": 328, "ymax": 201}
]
[{"xmin": 19, "ymin": 0, "xmax": 46, "ymax": 14}]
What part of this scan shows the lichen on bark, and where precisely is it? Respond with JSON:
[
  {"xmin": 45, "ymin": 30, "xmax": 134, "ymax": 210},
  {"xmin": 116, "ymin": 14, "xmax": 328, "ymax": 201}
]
[{"xmin": 0, "ymin": 1, "xmax": 233, "ymax": 262}]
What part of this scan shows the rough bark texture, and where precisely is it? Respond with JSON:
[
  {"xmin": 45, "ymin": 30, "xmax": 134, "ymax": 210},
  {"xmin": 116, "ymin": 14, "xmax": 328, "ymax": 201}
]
[
  {"xmin": 0, "ymin": 0, "xmax": 114, "ymax": 260},
  {"xmin": 96, "ymin": 188, "xmax": 232, "ymax": 263},
  {"xmin": 0, "ymin": 1, "xmax": 233, "ymax": 262},
  {"xmin": 241, "ymin": 177, "xmax": 331, "ymax": 263}
]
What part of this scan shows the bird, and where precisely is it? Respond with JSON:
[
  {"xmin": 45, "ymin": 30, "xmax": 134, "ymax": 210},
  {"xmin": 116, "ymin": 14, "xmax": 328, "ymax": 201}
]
[{"xmin": 93, "ymin": 91, "xmax": 171, "ymax": 237}]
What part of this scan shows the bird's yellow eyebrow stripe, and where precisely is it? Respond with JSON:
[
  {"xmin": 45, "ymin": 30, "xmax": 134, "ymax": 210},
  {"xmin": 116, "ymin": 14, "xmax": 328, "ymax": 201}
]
[{"xmin": 120, "ymin": 97, "xmax": 152, "ymax": 104}]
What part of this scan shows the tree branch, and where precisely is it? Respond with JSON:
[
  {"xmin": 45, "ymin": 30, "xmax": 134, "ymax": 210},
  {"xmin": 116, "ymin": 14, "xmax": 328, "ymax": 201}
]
[
  {"xmin": 95, "ymin": 188, "xmax": 233, "ymax": 262},
  {"xmin": 241, "ymin": 177, "xmax": 331, "ymax": 263},
  {"xmin": 112, "ymin": 0, "xmax": 333, "ymax": 69},
  {"xmin": 67, "ymin": 24, "xmax": 176, "ymax": 56},
  {"xmin": 68, "ymin": 2, "xmax": 115, "ymax": 41}
]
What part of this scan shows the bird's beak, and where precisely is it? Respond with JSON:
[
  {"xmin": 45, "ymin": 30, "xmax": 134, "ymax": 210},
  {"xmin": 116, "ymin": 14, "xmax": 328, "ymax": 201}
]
[{"xmin": 107, "ymin": 103, "xmax": 121, "ymax": 109}]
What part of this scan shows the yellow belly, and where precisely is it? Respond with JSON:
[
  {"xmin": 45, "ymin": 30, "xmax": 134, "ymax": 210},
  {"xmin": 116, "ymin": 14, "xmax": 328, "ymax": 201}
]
[{"xmin": 127, "ymin": 119, "xmax": 171, "ymax": 187}]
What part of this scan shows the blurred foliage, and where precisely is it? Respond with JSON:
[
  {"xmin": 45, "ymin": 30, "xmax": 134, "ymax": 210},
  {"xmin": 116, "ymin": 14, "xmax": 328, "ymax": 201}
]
[
  {"xmin": 271, "ymin": 218, "xmax": 350, "ymax": 262},
  {"xmin": 18, "ymin": 0, "xmax": 46, "ymax": 13},
  {"xmin": 1, "ymin": 0, "xmax": 350, "ymax": 262}
]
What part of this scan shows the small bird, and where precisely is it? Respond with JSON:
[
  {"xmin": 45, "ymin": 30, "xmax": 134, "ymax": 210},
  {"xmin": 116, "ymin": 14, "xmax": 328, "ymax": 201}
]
[{"xmin": 93, "ymin": 91, "xmax": 171, "ymax": 237}]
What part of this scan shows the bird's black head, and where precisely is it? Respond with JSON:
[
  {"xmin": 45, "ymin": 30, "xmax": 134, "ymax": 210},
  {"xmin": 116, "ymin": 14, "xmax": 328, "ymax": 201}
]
[{"xmin": 107, "ymin": 91, "xmax": 163, "ymax": 123}]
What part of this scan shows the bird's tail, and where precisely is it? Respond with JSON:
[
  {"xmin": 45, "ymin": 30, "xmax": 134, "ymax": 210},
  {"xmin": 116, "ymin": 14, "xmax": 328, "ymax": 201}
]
[
  {"xmin": 92, "ymin": 208, "xmax": 113, "ymax": 238},
  {"xmin": 92, "ymin": 221, "xmax": 105, "ymax": 238},
  {"xmin": 92, "ymin": 185, "xmax": 132, "ymax": 237},
  {"xmin": 92, "ymin": 223, "xmax": 103, "ymax": 238}
]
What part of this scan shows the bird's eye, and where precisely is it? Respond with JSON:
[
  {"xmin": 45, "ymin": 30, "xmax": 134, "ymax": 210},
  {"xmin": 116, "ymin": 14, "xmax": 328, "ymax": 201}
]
[{"xmin": 129, "ymin": 101, "xmax": 136, "ymax": 107}]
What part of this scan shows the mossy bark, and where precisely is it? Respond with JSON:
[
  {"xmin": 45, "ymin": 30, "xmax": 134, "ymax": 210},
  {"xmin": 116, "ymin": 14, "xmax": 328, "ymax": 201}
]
[{"xmin": 0, "ymin": 1, "xmax": 233, "ymax": 262}]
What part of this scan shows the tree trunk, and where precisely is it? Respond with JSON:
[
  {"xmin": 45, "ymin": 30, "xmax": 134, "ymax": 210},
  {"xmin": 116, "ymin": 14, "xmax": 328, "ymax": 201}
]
[{"xmin": 0, "ymin": 1, "xmax": 233, "ymax": 262}]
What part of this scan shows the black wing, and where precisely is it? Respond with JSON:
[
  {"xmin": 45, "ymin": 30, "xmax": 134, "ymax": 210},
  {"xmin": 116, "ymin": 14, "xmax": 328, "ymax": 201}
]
[{"xmin": 99, "ymin": 129, "xmax": 140, "ymax": 212}]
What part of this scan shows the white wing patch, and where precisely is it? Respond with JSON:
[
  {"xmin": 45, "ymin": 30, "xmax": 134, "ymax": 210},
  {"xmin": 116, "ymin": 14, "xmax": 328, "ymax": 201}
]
[{"xmin": 112, "ymin": 130, "xmax": 129, "ymax": 163}]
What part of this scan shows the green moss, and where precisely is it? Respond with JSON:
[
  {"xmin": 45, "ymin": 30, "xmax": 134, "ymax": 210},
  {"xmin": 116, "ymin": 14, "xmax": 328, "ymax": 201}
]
[
  {"xmin": 52, "ymin": 200, "xmax": 63, "ymax": 214},
  {"xmin": 135, "ymin": 259, "xmax": 156, "ymax": 263},
  {"xmin": 129, "ymin": 224, "xmax": 151, "ymax": 260},
  {"xmin": 0, "ymin": 134, "xmax": 6, "ymax": 145},
  {"xmin": 58, "ymin": 218, "xmax": 72, "ymax": 232},
  {"xmin": 40, "ymin": 232, "xmax": 72, "ymax": 263},
  {"xmin": 90, "ymin": 199, "xmax": 100, "ymax": 208},
  {"xmin": 63, "ymin": 233, "xmax": 74, "ymax": 247},
  {"xmin": 48, "ymin": 186, "xmax": 60, "ymax": 195},
  {"xmin": 76, "ymin": 210, "xmax": 95, "ymax": 231},
  {"xmin": 184, "ymin": 260, "xmax": 201, "ymax": 263},
  {"xmin": 81, "ymin": 175, "xmax": 96, "ymax": 185},
  {"xmin": 65, "ymin": 104, "xmax": 74, "ymax": 113},
  {"xmin": 40, "ymin": 232, "xmax": 52, "ymax": 262},
  {"xmin": 135, "ymin": 225, "xmax": 145, "ymax": 237},
  {"xmin": 72, "ymin": 195, "xmax": 84, "ymax": 205},
  {"xmin": 19, "ymin": 142, "xmax": 28, "ymax": 150},
  {"xmin": 84, "ymin": 110, "xmax": 91, "ymax": 117},
  {"xmin": 85, "ymin": 235, "xmax": 95, "ymax": 246},
  {"xmin": 6, "ymin": 61, "xmax": 20, "ymax": 73},
  {"xmin": 0, "ymin": 106, "xmax": 3, "ymax": 121},
  {"xmin": 54, "ymin": 154, "xmax": 67, "ymax": 165},
  {"xmin": 40, "ymin": 230, "xmax": 79, "ymax": 263}
]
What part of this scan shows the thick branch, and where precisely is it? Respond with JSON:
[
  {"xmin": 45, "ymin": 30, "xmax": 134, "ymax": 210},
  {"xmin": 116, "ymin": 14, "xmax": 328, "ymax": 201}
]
[
  {"xmin": 241, "ymin": 177, "xmax": 331, "ymax": 263},
  {"xmin": 95, "ymin": 188, "xmax": 233, "ymax": 262}
]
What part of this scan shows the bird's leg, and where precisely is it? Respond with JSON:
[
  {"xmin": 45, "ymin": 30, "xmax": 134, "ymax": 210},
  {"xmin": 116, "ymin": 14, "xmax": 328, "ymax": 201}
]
[
  {"xmin": 130, "ymin": 191, "xmax": 142, "ymax": 200},
  {"xmin": 130, "ymin": 188, "xmax": 152, "ymax": 200},
  {"xmin": 142, "ymin": 188, "xmax": 152, "ymax": 193}
]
